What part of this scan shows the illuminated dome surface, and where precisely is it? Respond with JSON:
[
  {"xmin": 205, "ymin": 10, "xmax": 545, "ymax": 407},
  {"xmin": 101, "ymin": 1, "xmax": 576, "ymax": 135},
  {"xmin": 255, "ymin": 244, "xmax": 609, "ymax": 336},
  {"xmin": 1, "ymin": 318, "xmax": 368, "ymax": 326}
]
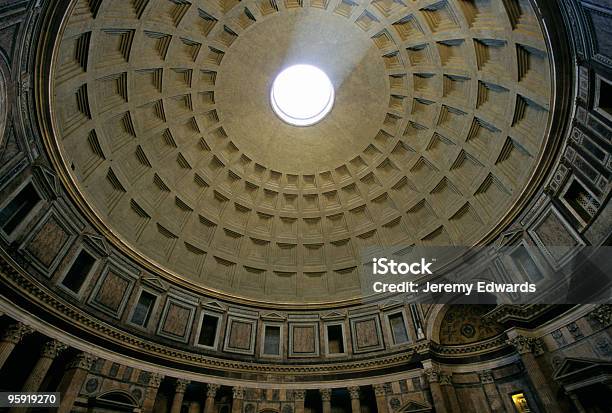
[
  {"xmin": 271, "ymin": 64, "xmax": 335, "ymax": 126},
  {"xmin": 49, "ymin": 0, "xmax": 554, "ymax": 305}
]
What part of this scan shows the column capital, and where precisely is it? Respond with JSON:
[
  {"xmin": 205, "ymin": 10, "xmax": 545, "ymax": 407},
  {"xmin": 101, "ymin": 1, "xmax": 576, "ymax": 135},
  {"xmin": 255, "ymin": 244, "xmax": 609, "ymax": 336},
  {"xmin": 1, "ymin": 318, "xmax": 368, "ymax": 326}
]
[
  {"xmin": 347, "ymin": 386, "xmax": 360, "ymax": 400},
  {"xmin": 41, "ymin": 339, "xmax": 67, "ymax": 359},
  {"xmin": 479, "ymin": 370, "xmax": 494, "ymax": 384},
  {"xmin": 232, "ymin": 386, "xmax": 245, "ymax": 400},
  {"xmin": 507, "ymin": 335, "xmax": 545, "ymax": 355},
  {"xmin": 373, "ymin": 383, "xmax": 386, "ymax": 397},
  {"xmin": 207, "ymin": 383, "xmax": 220, "ymax": 398},
  {"xmin": 176, "ymin": 379, "xmax": 190, "ymax": 393},
  {"xmin": 423, "ymin": 367, "xmax": 440, "ymax": 383},
  {"xmin": 589, "ymin": 304, "xmax": 611, "ymax": 326},
  {"xmin": 147, "ymin": 373, "xmax": 164, "ymax": 388},
  {"xmin": 1, "ymin": 322, "xmax": 33, "ymax": 344},
  {"xmin": 438, "ymin": 372, "xmax": 452, "ymax": 386},
  {"xmin": 68, "ymin": 352, "xmax": 96, "ymax": 370},
  {"xmin": 293, "ymin": 389, "xmax": 306, "ymax": 401},
  {"xmin": 319, "ymin": 388, "xmax": 331, "ymax": 401}
]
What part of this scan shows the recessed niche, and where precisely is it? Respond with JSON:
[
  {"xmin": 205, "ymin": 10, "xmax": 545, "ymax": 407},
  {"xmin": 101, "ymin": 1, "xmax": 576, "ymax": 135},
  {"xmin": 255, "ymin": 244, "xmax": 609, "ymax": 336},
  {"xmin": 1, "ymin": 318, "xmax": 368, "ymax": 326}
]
[
  {"xmin": 61, "ymin": 249, "xmax": 97, "ymax": 294},
  {"xmin": 197, "ymin": 313, "xmax": 221, "ymax": 348},
  {"xmin": 0, "ymin": 182, "xmax": 41, "ymax": 236}
]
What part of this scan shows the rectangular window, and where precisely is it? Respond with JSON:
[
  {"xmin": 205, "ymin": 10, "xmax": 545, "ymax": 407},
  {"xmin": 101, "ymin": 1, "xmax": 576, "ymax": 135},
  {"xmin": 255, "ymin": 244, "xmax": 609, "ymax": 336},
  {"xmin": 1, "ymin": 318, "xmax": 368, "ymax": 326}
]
[
  {"xmin": 130, "ymin": 290, "xmax": 156, "ymax": 327},
  {"xmin": 198, "ymin": 314, "xmax": 219, "ymax": 347},
  {"xmin": 263, "ymin": 325, "xmax": 281, "ymax": 355},
  {"xmin": 61, "ymin": 249, "xmax": 96, "ymax": 293},
  {"xmin": 596, "ymin": 76, "xmax": 612, "ymax": 118},
  {"xmin": 326, "ymin": 324, "xmax": 344, "ymax": 354},
  {"xmin": 0, "ymin": 183, "xmax": 40, "ymax": 234},
  {"xmin": 389, "ymin": 312, "xmax": 409, "ymax": 344},
  {"xmin": 510, "ymin": 245, "xmax": 543, "ymax": 282}
]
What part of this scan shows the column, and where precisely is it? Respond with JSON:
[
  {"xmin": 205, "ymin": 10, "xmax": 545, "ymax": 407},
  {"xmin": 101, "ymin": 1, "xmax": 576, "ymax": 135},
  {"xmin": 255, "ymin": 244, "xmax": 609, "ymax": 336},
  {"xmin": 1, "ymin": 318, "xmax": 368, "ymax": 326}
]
[
  {"xmin": 479, "ymin": 371, "xmax": 502, "ymax": 413},
  {"xmin": 170, "ymin": 379, "xmax": 190, "ymax": 413},
  {"xmin": 188, "ymin": 401, "xmax": 202, "ymax": 413},
  {"xmin": 566, "ymin": 392, "xmax": 586, "ymax": 413},
  {"xmin": 438, "ymin": 373, "xmax": 460, "ymax": 413},
  {"xmin": 347, "ymin": 386, "xmax": 360, "ymax": 413},
  {"xmin": 141, "ymin": 373, "xmax": 164, "ymax": 413},
  {"xmin": 57, "ymin": 352, "xmax": 96, "ymax": 413},
  {"xmin": 508, "ymin": 335, "xmax": 562, "ymax": 412},
  {"xmin": 232, "ymin": 386, "xmax": 244, "ymax": 413},
  {"xmin": 294, "ymin": 390, "xmax": 306, "ymax": 413},
  {"xmin": 320, "ymin": 388, "xmax": 331, "ymax": 413},
  {"xmin": 424, "ymin": 366, "xmax": 448, "ymax": 413},
  {"xmin": 21, "ymin": 339, "xmax": 67, "ymax": 392},
  {"xmin": 373, "ymin": 384, "xmax": 388, "ymax": 413},
  {"xmin": 204, "ymin": 383, "xmax": 219, "ymax": 413},
  {"xmin": 0, "ymin": 322, "xmax": 33, "ymax": 369}
]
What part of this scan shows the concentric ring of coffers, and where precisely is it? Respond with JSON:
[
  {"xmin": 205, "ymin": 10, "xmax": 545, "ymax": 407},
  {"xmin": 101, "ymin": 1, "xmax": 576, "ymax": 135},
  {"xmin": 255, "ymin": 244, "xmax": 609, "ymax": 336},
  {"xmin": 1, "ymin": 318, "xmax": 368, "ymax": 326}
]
[{"xmin": 50, "ymin": 0, "xmax": 552, "ymax": 303}]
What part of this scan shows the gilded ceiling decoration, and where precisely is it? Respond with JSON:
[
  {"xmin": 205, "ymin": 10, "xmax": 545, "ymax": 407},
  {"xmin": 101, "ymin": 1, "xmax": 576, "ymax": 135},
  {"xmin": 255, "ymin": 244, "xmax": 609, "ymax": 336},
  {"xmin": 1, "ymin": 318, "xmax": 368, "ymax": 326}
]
[{"xmin": 50, "ymin": 0, "xmax": 553, "ymax": 303}]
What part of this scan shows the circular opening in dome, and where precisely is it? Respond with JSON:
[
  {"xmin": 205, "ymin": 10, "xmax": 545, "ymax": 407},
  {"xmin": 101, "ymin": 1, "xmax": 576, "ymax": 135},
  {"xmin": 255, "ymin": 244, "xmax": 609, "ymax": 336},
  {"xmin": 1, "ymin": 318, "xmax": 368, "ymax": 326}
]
[{"xmin": 271, "ymin": 64, "xmax": 334, "ymax": 126}]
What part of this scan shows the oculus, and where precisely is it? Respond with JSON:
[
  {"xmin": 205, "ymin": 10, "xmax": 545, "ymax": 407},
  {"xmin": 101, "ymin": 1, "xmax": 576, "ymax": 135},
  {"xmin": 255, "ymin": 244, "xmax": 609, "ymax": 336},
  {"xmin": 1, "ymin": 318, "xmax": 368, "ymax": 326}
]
[{"xmin": 270, "ymin": 64, "xmax": 334, "ymax": 126}]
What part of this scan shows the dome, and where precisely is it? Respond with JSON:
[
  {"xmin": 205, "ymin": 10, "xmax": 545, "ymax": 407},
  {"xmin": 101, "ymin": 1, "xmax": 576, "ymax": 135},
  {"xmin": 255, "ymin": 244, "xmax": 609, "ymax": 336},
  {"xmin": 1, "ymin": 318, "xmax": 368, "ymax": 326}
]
[
  {"xmin": 49, "ymin": 0, "xmax": 553, "ymax": 304},
  {"xmin": 1, "ymin": 0, "xmax": 610, "ymax": 411}
]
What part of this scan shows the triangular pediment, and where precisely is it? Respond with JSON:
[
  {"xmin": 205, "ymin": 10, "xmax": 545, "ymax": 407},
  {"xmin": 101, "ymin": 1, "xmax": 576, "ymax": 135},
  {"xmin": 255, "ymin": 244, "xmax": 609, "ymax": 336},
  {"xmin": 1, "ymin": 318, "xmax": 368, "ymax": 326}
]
[
  {"xmin": 494, "ymin": 228, "xmax": 523, "ymax": 249},
  {"xmin": 380, "ymin": 299, "xmax": 404, "ymax": 310},
  {"xmin": 398, "ymin": 399, "xmax": 431, "ymax": 412},
  {"xmin": 32, "ymin": 164, "xmax": 62, "ymax": 199},
  {"xmin": 260, "ymin": 312, "xmax": 286, "ymax": 321},
  {"xmin": 553, "ymin": 357, "xmax": 601, "ymax": 379},
  {"xmin": 141, "ymin": 276, "xmax": 168, "ymax": 291},
  {"xmin": 320, "ymin": 311, "xmax": 345, "ymax": 320},
  {"xmin": 201, "ymin": 300, "xmax": 226, "ymax": 311},
  {"xmin": 83, "ymin": 233, "xmax": 110, "ymax": 256}
]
